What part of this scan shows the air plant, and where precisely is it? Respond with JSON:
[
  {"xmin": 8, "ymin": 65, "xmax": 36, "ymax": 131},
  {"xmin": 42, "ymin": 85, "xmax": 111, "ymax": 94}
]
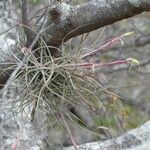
[{"xmin": 5, "ymin": 31, "xmax": 141, "ymax": 148}]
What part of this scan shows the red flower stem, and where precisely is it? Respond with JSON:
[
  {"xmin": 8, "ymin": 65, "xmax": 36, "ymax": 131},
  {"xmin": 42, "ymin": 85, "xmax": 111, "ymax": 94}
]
[
  {"xmin": 65, "ymin": 60, "xmax": 128, "ymax": 68},
  {"xmin": 98, "ymin": 60, "xmax": 128, "ymax": 67},
  {"xmin": 80, "ymin": 37, "xmax": 121, "ymax": 59},
  {"xmin": 60, "ymin": 112, "xmax": 79, "ymax": 150}
]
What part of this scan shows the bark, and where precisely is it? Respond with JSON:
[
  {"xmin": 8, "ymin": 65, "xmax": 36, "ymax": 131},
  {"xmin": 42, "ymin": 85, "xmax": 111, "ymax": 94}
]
[
  {"xmin": 0, "ymin": 38, "xmax": 17, "ymax": 89},
  {"xmin": 45, "ymin": 0, "xmax": 150, "ymax": 46},
  {"xmin": 65, "ymin": 121, "xmax": 150, "ymax": 150}
]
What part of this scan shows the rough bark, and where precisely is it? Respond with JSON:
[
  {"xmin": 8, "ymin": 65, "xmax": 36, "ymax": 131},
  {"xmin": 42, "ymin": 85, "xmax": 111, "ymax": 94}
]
[
  {"xmin": 0, "ymin": 38, "xmax": 17, "ymax": 89},
  {"xmin": 65, "ymin": 121, "xmax": 150, "ymax": 150},
  {"xmin": 45, "ymin": 0, "xmax": 150, "ymax": 46}
]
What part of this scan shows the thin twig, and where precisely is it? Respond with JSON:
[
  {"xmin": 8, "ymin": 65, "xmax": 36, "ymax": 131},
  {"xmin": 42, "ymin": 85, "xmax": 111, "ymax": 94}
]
[
  {"xmin": 22, "ymin": 0, "xmax": 35, "ymax": 46},
  {"xmin": 61, "ymin": 112, "xmax": 79, "ymax": 150},
  {"xmin": 80, "ymin": 32, "xmax": 134, "ymax": 59}
]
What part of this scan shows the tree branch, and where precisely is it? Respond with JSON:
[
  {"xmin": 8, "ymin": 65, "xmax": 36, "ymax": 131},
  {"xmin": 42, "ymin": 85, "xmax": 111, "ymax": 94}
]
[
  {"xmin": 44, "ymin": 0, "xmax": 150, "ymax": 46},
  {"xmin": 22, "ymin": 0, "xmax": 35, "ymax": 47},
  {"xmin": 65, "ymin": 120, "xmax": 150, "ymax": 150}
]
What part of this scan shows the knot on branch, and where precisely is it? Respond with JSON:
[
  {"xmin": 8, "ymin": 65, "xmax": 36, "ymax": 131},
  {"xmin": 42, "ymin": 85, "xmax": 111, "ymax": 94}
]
[
  {"xmin": 50, "ymin": 7, "xmax": 61, "ymax": 22},
  {"xmin": 49, "ymin": 3, "xmax": 71, "ymax": 23}
]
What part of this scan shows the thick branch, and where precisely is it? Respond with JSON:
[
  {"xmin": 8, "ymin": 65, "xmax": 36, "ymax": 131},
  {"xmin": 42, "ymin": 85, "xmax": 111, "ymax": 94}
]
[
  {"xmin": 0, "ymin": 38, "xmax": 17, "ymax": 89},
  {"xmin": 45, "ymin": 0, "xmax": 150, "ymax": 46},
  {"xmin": 22, "ymin": 0, "xmax": 35, "ymax": 47},
  {"xmin": 65, "ymin": 121, "xmax": 150, "ymax": 150}
]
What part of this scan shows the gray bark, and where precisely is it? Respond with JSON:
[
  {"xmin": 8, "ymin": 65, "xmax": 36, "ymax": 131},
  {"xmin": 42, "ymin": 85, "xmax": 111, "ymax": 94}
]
[
  {"xmin": 45, "ymin": 0, "xmax": 150, "ymax": 46},
  {"xmin": 65, "ymin": 121, "xmax": 150, "ymax": 150}
]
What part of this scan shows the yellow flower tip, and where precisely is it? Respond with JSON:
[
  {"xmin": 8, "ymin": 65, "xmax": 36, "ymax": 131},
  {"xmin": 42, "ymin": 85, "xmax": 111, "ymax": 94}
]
[
  {"xmin": 126, "ymin": 58, "xmax": 139, "ymax": 65},
  {"xmin": 121, "ymin": 31, "xmax": 134, "ymax": 37},
  {"xmin": 126, "ymin": 58, "xmax": 140, "ymax": 71}
]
